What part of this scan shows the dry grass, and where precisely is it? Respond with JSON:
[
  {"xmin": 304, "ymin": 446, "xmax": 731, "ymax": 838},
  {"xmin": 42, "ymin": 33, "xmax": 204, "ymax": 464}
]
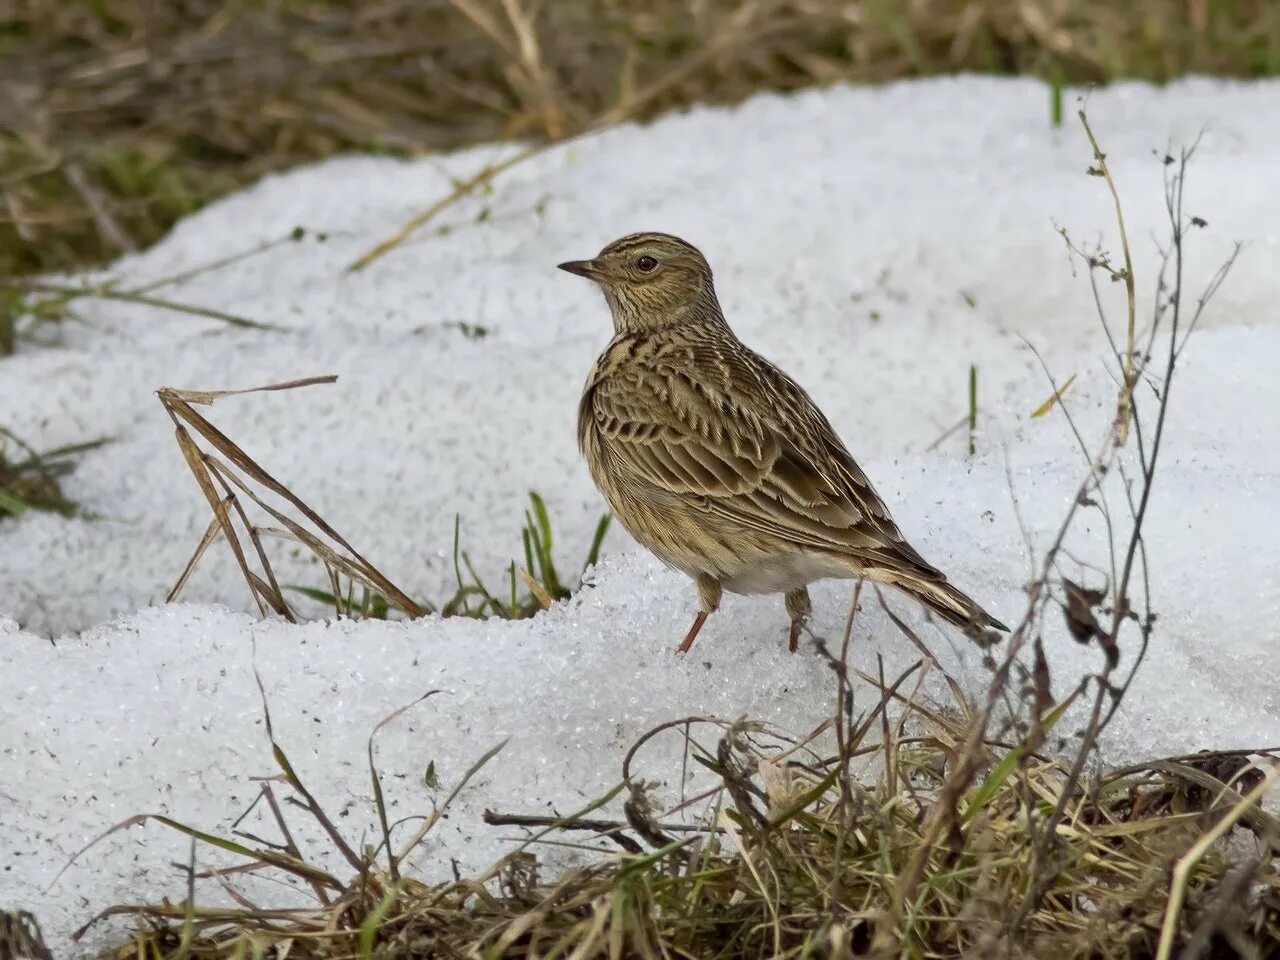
[
  {"xmin": 0, "ymin": 428, "xmax": 109, "ymax": 521},
  {"xmin": 67, "ymin": 648, "xmax": 1280, "ymax": 960},
  {"xmin": 22, "ymin": 114, "xmax": 1272, "ymax": 960},
  {"xmin": 156, "ymin": 377, "xmax": 610, "ymax": 623},
  {"xmin": 2, "ymin": 0, "xmax": 1279, "ymax": 277}
]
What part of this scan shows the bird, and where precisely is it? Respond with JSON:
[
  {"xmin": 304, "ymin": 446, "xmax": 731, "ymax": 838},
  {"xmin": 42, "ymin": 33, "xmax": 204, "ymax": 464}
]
[
  {"xmin": 559, "ymin": 232, "xmax": 1007, "ymax": 655},
  {"xmin": 0, "ymin": 912, "xmax": 52, "ymax": 960}
]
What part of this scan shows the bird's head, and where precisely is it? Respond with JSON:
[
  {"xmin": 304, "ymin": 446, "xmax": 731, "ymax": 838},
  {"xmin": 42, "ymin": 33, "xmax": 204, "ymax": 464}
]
[{"xmin": 558, "ymin": 232, "xmax": 723, "ymax": 334}]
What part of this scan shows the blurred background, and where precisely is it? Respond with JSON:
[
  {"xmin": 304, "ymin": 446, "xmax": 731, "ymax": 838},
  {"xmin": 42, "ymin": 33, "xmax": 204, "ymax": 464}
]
[{"xmin": 1, "ymin": 0, "xmax": 1277, "ymax": 284}]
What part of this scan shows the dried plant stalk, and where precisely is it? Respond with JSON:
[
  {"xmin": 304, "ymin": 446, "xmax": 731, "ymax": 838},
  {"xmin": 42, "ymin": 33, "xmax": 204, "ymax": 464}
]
[{"xmin": 158, "ymin": 377, "xmax": 427, "ymax": 620}]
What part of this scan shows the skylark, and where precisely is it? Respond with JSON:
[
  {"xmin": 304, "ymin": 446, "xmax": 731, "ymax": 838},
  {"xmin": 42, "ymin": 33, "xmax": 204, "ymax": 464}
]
[{"xmin": 560, "ymin": 232, "xmax": 1006, "ymax": 654}]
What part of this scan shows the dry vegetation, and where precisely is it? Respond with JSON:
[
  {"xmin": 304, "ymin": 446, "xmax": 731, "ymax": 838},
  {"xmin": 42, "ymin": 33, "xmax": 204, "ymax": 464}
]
[
  {"xmin": 4, "ymin": 4, "xmax": 1279, "ymax": 956},
  {"xmin": 2, "ymin": 0, "xmax": 1279, "ymax": 278},
  {"xmin": 155, "ymin": 377, "xmax": 610, "ymax": 622},
  {"xmin": 0, "ymin": 428, "xmax": 109, "ymax": 521},
  {"xmin": 66, "ymin": 675, "xmax": 1280, "ymax": 960},
  {"xmin": 30, "ymin": 121, "xmax": 1274, "ymax": 959}
]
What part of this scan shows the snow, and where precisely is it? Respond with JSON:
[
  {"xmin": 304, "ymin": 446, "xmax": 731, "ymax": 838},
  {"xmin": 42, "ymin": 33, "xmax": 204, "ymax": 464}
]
[{"xmin": 1, "ymin": 76, "xmax": 1278, "ymax": 953}]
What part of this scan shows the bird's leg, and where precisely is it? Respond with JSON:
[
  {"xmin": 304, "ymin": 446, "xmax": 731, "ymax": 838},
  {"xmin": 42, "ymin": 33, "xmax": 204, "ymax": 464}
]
[
  {"xmin": 784, "ymin": 587, "xmax": 811, "ymax": 653},
  {"xmin": 678, "ymin": 575, "xmax": 722, "ymax": 654},
  {"xmin": 678, "ymin": 613, "xmax": 708, "ymax": 654}
]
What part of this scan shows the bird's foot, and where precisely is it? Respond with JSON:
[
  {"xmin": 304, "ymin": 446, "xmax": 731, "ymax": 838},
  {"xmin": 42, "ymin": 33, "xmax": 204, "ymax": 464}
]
[
  {"xmin": 677, "ymin": 611, "xmax": 709, "ymax": 654},
  {"xmin": 787, "ymin": 619, "xmax": 803, "ymax": 654}
]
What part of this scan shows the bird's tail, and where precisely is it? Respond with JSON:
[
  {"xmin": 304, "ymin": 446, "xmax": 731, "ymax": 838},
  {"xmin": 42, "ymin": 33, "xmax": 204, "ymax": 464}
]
[{"xmin": 891, "ymin": 574, "xmax": 1008, "ymax": 644}]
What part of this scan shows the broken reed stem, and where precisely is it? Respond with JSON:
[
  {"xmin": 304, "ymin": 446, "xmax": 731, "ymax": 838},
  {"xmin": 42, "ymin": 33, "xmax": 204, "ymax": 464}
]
[
  {"xmin": 167, "ymin": 415, "xmax": 281, "ymax": 618},
  {"xmin": 158, "ymin": 377, "xmax": 428, "ymax": 619}
]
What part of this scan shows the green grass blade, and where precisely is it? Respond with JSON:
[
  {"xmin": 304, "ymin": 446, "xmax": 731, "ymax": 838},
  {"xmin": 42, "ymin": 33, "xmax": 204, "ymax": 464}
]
[
  {"xmin": 528, "ymin": 492, "xmax": 563, "ymax": 593},
  {"xmin": 964, "ymin": 698, "xmax": 1072, "ymax": 820},
  {"xmin": 0, "ymin": 489, "xmax": 31, "ymax": 516},
  {"xmin": 359, "ymin": 882, "xmax": 402, "ymax": 959},
  {"xmin": 1050, "ymin": 68, "xmax": 1065, "ymax": 127},
  {"xmin": 451, "ymin": 514, "xmax": 465, "ymax": 592},
  {"xmin": 584, "ymin": 513, "xmax": 612, "ymax": 571}
]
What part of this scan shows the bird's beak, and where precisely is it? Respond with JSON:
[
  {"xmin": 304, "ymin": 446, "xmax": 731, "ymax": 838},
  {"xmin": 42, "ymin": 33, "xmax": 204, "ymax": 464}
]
[{"xmin": 557, "ymin": 259, "xmax": 600, "ymax": 279}]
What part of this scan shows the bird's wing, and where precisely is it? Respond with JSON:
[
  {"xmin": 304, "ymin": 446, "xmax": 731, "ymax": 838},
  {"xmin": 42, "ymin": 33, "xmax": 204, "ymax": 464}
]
[{"xmin": 585, "ymin": 340, "xmax": 943, "ymax": 579}]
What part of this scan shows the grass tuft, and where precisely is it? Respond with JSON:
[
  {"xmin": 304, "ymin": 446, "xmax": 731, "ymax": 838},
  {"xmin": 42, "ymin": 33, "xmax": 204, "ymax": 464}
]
[
  {"xmin": 65, "ymin": 659, "xmax": 1280, "ymax": 959},
  {"xmin": 157, "ymin": 376, "xmax": 609, "ymax": 623},
  {"xmin": 0, "ymin": 428, "xmax": 110, "ymax": 520},
  {"xmin": 158, "ymin": 376, "xmax": 428, "ymax": 623},
  {"xmin": 285, "ymin": 492, "xmax": 611, "ymax": 622}
]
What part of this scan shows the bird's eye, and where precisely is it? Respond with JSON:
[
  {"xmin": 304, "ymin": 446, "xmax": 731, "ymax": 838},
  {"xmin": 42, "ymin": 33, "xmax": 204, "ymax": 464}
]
[{"xmin": 636, "ymin": 255, "xmax": 658, "ymax": 272}]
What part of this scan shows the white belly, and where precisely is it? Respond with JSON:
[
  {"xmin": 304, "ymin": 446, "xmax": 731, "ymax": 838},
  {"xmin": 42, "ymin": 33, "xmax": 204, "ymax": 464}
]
[{"xmin": 719, "ymin": 553, "xmax": 852, "ymax": 595}]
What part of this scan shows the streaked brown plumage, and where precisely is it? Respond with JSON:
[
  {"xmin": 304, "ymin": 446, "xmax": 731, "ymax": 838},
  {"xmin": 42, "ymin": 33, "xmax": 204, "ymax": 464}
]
[
  {"xmin": 559, "ymin": 232, "xmax": 1006, "ymax": 653},
  {"xmin": 0, "ymin": 911, "xmax": 52, "ymax": 960}
]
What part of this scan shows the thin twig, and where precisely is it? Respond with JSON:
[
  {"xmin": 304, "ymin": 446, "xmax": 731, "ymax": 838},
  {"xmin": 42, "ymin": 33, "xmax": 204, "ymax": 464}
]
[{"xmin": 1079, "ymin": 109, "xmax": 1137, "ymax": 444}]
